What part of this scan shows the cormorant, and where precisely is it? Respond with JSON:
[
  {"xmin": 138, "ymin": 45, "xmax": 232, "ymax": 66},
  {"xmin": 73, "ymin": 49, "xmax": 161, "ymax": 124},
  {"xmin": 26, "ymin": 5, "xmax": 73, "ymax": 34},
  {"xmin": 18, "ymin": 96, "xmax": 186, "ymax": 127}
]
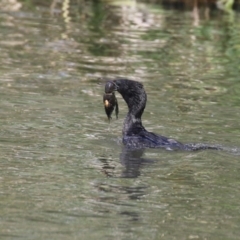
[{"xmin": 103, "ymin": 78, "xmax": 219, "ymax": 151}]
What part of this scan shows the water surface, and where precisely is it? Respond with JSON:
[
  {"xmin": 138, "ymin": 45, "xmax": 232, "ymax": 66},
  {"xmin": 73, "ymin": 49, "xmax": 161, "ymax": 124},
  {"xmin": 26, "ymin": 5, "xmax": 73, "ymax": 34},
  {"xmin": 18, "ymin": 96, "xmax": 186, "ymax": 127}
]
[{"xmin": 0, "ymin": 1, "xmax": 240, "ymax": 239}]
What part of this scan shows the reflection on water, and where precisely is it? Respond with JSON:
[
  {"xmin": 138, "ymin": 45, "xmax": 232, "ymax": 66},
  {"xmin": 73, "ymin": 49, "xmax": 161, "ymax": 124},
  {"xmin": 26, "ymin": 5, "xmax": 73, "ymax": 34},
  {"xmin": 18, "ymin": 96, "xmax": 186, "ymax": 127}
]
[
  {"xmin": 0, "ymin": 1, "xmax": 240, "ymax": 239},
  {"xmin": 120, "ymin": 148, "xmax": 148, "ymax": 178}
]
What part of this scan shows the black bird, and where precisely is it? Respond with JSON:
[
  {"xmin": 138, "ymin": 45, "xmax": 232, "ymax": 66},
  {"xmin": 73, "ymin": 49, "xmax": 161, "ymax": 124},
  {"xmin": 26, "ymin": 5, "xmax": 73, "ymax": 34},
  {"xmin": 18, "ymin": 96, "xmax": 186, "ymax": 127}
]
[{"xmin": 103, "ymin": 78, "xmax": 220, "ymax": 151}]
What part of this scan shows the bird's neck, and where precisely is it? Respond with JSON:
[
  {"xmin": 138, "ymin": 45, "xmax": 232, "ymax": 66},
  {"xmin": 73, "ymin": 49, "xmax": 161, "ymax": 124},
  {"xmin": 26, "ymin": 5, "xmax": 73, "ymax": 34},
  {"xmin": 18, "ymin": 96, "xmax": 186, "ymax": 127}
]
[
  {"xmin": 113, "ymin": 78, "xmax": 147, "ymax": 136},
  {"xmin": 122, "ymin": 109, "xmax": 144, "ymax": 136}
]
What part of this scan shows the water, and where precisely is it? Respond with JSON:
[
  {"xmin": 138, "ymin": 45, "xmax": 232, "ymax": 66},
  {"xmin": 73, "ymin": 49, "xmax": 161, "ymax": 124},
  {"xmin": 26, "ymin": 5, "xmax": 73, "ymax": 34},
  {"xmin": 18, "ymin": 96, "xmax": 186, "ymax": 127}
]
[{"xmin": 0, "ymin": 1, "xmax": 240, "ymax": 239}]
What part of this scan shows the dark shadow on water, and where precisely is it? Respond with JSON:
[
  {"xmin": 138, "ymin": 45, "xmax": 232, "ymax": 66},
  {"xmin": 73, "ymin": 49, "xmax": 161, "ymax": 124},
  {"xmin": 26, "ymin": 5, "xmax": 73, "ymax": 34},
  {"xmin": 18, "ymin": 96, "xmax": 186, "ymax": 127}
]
[
  {"xmin": 99, "ymin": 147, "xmax": 157, "ymax": 179},
  {"xmin": 120, "ymin": 148, "xmax": 155, "ymax": 178}
]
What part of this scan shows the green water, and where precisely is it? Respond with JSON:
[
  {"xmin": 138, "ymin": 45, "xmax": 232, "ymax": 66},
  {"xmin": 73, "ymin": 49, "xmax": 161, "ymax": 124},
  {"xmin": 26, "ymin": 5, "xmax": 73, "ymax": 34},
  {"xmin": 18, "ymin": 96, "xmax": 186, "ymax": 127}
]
[{"xmin": 0, "ymin": 1, "xmax": 240, "ymax": 239}]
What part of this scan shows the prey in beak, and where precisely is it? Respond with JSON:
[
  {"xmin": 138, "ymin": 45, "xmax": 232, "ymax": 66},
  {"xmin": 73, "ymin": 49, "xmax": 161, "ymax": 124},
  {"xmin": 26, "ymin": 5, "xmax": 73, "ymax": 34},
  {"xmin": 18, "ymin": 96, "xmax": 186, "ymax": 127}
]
[{"xmin": 103, "ymin": 81, "xmax": 118, "ymax": 121}]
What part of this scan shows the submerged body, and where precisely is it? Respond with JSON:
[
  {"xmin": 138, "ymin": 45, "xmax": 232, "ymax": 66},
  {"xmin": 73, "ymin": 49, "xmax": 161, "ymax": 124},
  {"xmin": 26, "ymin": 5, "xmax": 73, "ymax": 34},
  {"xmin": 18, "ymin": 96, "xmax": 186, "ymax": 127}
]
[{"xmin": 103, "ymin": 78, "xmax": 219, "ymax": 151}]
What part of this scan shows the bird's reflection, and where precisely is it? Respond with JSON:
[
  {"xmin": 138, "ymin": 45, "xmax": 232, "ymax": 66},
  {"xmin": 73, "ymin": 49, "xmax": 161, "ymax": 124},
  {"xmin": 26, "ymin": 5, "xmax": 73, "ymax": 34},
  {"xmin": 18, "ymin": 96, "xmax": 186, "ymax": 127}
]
[
  {"xmin": 120, "ymin": 147, "xmax": 155, "ymax": 178},
  {"xmin": 99, "ymin": 147, "xmax": 155, "ymax": 179},
  {"xmin": 96, "ymin": 147, "xmax": 153, "ymax": 215}
]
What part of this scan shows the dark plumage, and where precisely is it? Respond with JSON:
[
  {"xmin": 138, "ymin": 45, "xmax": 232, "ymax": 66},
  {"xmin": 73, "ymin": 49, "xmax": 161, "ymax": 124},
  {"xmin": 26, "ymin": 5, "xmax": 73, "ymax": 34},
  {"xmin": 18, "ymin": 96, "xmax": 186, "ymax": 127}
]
[{"xmin": 103, "ymin": 78, "xmax": 219, "ymax": 151}]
